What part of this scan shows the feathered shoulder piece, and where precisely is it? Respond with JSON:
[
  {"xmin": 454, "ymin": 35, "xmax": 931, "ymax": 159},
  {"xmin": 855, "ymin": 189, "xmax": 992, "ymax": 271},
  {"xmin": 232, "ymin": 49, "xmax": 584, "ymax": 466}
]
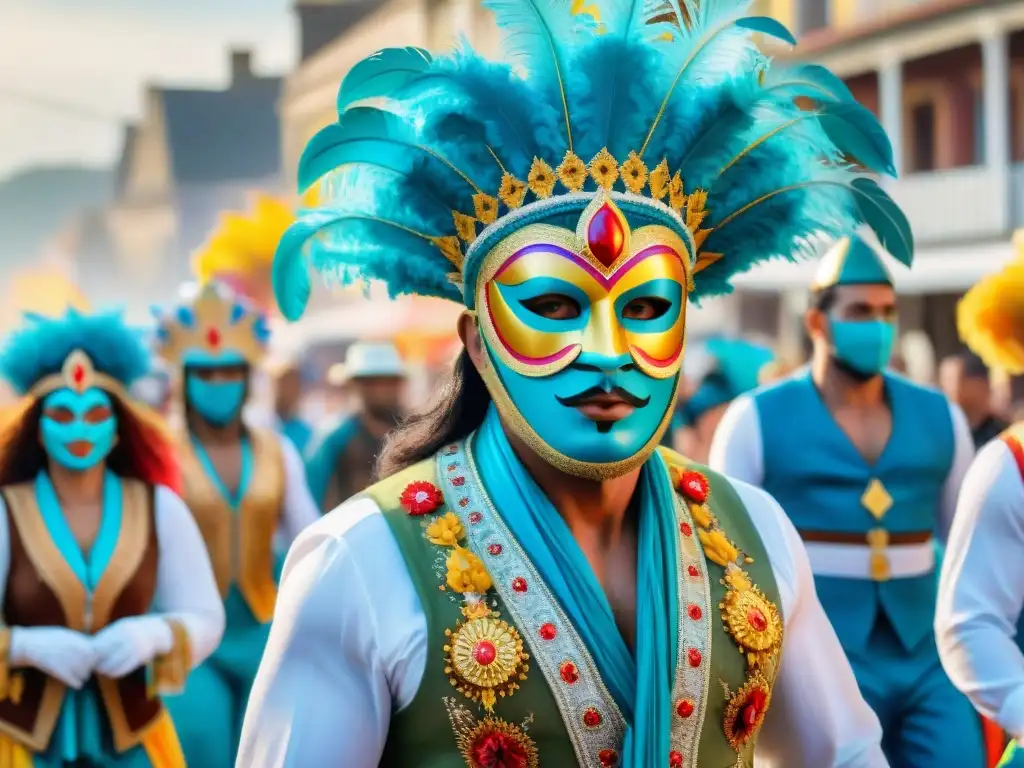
[
  {"xmin": 273, "ymin": 0, "xmax": 912, "ymax": 320},
  {"xmin": 958, "ymin": 233, "xmax": 1024, "ymax": 374},
  {"xmin": 0, "ymin": 308, "xmax": 150, "ymax": 396}
]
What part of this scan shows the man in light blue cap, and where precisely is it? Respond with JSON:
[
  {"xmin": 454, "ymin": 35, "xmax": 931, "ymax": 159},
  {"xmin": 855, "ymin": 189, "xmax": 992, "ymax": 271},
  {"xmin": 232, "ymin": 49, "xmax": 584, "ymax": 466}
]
[
  {"xmin": 304, "ymin": 340, "xmax": 407, "ymax": 512},
  {"xmin": 677, "ymin": 337, "xmax": 774, "ymax": 463},
  {"xmin": 709, "ymin": 232, "xmax": 981, "ymax": 767}
]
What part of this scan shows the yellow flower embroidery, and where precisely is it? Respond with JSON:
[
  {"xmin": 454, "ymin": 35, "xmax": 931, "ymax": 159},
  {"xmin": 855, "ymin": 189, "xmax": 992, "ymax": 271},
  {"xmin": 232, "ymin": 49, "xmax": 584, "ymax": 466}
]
[
  {"xmin": 498, "ymin": 173, "xmax": 528, "ymax": 209},
  {"xmin": 556, "ymin": 151, "xmax": 587, "ymax": 192},
  {"xmin": 588, "ymin": 148, "xmax": 619, "ymax": 190},
  {"xmin": 426, "ymin": 511, "xmax": 465, "ymax": 547},
  {"xmin": 649, "ymin": 159, "xmax": 671, "ymax": 200},
  {"xmin": 528, "ymin": 157, "xmax": 557, "ymax": 198},
  {"xmin": 446, "ymin": 547, "xmax": 493, "ymax": 594},
  {"xmin": 452, "ymin": 211, "xmax": 478, "ymax": 242},
  {"xmin": 698, "ymin": 528, "xmax": 739, "ymax": 567},
  {"xmin": 620, "ymin": 151, "xmax": 648, "ymax": 195},
  {"xmin": 689, "ymin": 501, "xmax": 713, "ymax": 529},
  {"xmin": 668, "ymin": 171, "xmax": 686, "ymax": 212},
  {"xmin": 473, "ymin": 193, "xmax": 499, "ymax": 225}
]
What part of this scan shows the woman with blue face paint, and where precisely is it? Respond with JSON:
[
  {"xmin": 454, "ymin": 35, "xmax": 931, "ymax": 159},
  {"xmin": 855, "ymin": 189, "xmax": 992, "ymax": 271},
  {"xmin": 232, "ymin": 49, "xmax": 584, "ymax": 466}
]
[
  {"xmin": 710, "ymin": 233, "xmax": 983, "ymax": 767},
  {"xmin": 152, "ymin": 281, "xmax": 319, "ymax": 768},
  {"xmin": 0, "ymin": 309, "xmax": 224, "ymax": 767},
  {"xmin": 236, "ymin": 2, "xmax": 904, "ymax": 764}
]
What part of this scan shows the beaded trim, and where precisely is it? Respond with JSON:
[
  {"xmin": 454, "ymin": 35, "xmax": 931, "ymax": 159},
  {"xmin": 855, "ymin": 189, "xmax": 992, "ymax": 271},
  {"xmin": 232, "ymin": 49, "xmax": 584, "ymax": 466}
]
[
  {"xmin": 442, "ymin": 439, "xmax": 627, "ymax": 768},
  {"xmin": 669, "ymin": 491, "xmax": 714, "ymax": 765}
]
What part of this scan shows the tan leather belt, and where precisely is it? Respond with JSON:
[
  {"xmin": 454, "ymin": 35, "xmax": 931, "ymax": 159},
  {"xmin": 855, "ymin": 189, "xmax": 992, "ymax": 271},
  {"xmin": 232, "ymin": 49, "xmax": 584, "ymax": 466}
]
[{"xmin": 797, "ymin": 530, "xmax": 932, "ymax": 545}]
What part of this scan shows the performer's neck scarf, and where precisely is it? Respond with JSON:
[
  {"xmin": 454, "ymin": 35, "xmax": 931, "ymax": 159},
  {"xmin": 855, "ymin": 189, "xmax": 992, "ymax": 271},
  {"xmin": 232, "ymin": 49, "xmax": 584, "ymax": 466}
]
[{"xmin": 473, "ymin": 405, "xmax": 679, "ymax": 766}]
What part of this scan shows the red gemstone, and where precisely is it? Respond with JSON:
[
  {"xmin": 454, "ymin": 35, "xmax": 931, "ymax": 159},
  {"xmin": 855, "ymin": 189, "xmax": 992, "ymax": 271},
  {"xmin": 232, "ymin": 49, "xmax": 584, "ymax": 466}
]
[
  {"xmin": 512, "ymin": 577, "xmax": 528, "ymax": 593},
  {"xmin": 582, "ymin": 707, "xmax": 602, "ymax": 728},
  {"xmin": 687, "ymin": 604, "xmax": 702, "ymax": 621},
  {"xmin": 677, "ymin": 470, "xmax": 709, "ymax": 503},
  {"xmin": 687, "ymin": 648, "xmax": 702, "ymax": 668},
  {"xmin": 669, "ymin": 751, "xmax": 684, "ymax": 767},
  {"xmin": 206, "ymin": 327, "xmax": 221, "ymax": 347},
  {"xmin": 679, "ymin": 522, "xmax": 692, "ymax": 537},
  {"xmin": 676, "ymin": 698, "xmax": 695, "ymax": 719},
  {"xmin": 72, "ymin": 363, "xmax": 85, "ymax": 385},
  {"xmin": 586, "ymin": 203, "xmax": 626, "ymax": 268},
  {"xmin": 560, "ymin": 661, "xmax": 579, "ymax": 684},
  {"xmin": 539, "ymin": 623, "xmax": 557, "ymax": 640},
  {"xmin": 473, "ymin": 640, "xmax": 497, "ymax": 666},
  {"xmin": 747, "ymin": 608, "xmax": 768, "ymax": 632},
  {"xmin": 468, "ymin": 511, "xmax": 483, "ymax": 523},
  {"xmin": 687, "ymin": 564, "xmax": 699, "ymax": 577},
  {"xmin": 488, "ymin": 543, "xmax": 503, "ymax": 556},
  {"xmin": 598, "ymin": 749, "xmax": 619, "ymax": 767}
]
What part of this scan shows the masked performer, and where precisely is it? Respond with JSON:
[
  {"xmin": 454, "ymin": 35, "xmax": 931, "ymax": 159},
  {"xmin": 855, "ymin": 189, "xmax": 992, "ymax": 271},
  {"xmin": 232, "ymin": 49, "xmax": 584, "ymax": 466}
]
[
  {"xmin": 0, "ymin": 309, "xmax": 224, "ymax": 767},
  {"xmin": 239, "ymin": 0, "xmax": 910, "ymax": 764},
  {"xmin": 153, "ymin": 283, "xmax": 318, "ymax": 768},
  {"xmin": 710, "ymin": 233, "xmax": 980, "ymax": 766},
  {"xmin": 937, "ymin": 251, "xmax": 1024, "ymax": 768}
]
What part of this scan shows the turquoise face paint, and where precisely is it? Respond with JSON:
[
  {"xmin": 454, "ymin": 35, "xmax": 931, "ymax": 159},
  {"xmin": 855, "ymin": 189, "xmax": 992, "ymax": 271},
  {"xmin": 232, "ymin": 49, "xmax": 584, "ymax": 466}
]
[
  {"xmin": 830, "ymin": 319, "xmax": 897, "ymax": 377},
  {"xmin": 486, "ymin": 276, "xmax": 682, "ymax": 465},
  {"xmin": 40, "ymin": 388, "xmax": 117, "ymax": 471},
  {"xmin": 186, "ymin": 372, "xmax": 246, "ymax": 426}
]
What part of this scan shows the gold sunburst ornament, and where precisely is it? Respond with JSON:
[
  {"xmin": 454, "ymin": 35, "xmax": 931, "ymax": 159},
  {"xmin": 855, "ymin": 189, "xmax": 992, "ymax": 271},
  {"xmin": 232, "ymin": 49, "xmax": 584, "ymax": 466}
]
[
  {"xmin": 444, "ymin": 697, "xmax": 539, "ymax": 768},
  {"xmin": 445, "ymin": 616, "xmax": 529, "ymax": 710},
  {"xmin": 719, "ymin": 566, "xmax": 783, "ymax": 672}
]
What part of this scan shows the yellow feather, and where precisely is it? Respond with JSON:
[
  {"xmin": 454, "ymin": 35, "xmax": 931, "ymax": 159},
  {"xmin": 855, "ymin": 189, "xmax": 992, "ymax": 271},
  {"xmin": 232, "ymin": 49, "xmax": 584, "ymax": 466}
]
[{"xmin": 958, "ymin": 237, "xmax": 1024, "ymax": 375}]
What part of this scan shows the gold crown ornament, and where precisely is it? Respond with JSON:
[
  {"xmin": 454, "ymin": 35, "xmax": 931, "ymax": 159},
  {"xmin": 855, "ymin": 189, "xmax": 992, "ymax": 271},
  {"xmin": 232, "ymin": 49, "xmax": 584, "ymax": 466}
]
[{"xmin": 154, "ymin": 282, "xmax": 269, "ymax": 368}]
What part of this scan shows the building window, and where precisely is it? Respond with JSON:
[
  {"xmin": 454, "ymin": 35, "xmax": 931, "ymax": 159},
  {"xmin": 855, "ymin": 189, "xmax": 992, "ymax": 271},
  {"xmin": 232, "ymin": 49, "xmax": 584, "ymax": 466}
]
[
  {"xmin": 910, "ymin": 102, "xmax": 936, "ymax": 172},
  {"xmin": 798, "ymin": 0, "xmax": 829, "ymax": 34}
]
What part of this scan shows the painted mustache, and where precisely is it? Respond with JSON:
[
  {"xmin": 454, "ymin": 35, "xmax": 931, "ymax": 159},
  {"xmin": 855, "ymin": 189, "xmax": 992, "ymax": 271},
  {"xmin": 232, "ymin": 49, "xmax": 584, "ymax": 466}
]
[{"xmin": 555, "ymin": 386, "xmax": 650, "ymax": 409}]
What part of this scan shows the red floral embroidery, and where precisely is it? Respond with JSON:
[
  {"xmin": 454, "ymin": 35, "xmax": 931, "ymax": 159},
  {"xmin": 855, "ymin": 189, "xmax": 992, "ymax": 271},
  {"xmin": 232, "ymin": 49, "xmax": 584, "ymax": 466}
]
[
  {"xmin": 400, "ymin": 481, "xmax": 443, "ymax": 515},
  {"xmin": 582, "ymin": 707, "xmax": 602, "ymax": 728},
  {"xmin": 470, "ymin": 730, "xmax": 529, "ymax": 768},
  {"xmin": 469, "ymin": 511, "xmax": 483, "ymax": 522},
  {"xmin": 687, "ymin": 604, "xmax": 702, "ymax": 621},
  {"xmin": 679, "ymin": 522, "xmax": 692, "ymax": 537},
  {"xmin": 538, "ymin": 623, "xmax": 556, "ymax": 640},
  {"xmin": 488, "ymin": 543, "xmax": 503, "ymax": 556},
  {"xmin": 676, "ymin": 698, "xmax": 694, "ymax": 719},
  {"xmin": 677, "ymin": 469, "xmax": 709, "ymax": 503},
  {"xmin": 669, "ymin": 750, "xmax": 684, "ymax": 766},
  {"xmin": 686, "ymin": 564, "xmax": 699, "ymax": 578},
  {"xmin": 511, "ymin": 577, "xmax": 528, "ymax": 593},
  {"xmin": 687, "ymin": 648, "xmax": 702, "ymax": 667},
  {"xmin": 560, "ymin": 661, "xmax": 579, "ymax": 684},
  {"xmin": 598, "ymin": 749, "xmax": 618, "ymax": 766},
  {"xmin": 452, "ymin": 476, "xmax": 466, "ymax": 487}
]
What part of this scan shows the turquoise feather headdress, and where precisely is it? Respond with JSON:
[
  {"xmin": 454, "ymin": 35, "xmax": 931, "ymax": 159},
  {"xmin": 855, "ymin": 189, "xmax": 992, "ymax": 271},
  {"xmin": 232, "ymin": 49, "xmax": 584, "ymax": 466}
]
[
  {"xmin": 0, "ymin": 309, "xmax": 151, "ymax": 395},
  {"xmin": 273, "ymin": 0, "xmax": 912, "ymax": 319}
]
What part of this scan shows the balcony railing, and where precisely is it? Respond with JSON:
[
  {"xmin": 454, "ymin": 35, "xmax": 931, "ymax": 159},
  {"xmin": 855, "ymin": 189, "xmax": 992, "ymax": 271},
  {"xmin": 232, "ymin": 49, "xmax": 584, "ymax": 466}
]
[{"xmin": 889, "ymin": 166, "xmax": 1009, "ymax": 244}]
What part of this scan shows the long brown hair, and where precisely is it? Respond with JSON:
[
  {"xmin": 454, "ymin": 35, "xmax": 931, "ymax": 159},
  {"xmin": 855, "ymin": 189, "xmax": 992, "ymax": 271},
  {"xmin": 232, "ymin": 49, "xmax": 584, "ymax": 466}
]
[
  {"xmin": 0, "ymin": 395, "xmax": 181, "ymax": 492},
  {"xmin": 377, "ymin": 350, "xmax": 491, "ymax": 478}
]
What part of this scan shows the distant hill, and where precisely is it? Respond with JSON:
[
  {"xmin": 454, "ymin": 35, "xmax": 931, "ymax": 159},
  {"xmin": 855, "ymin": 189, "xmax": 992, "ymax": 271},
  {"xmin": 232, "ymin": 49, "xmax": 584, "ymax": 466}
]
[{"xmin": 0, "ymin": 166, "xmax": 113, "ymax": 269}]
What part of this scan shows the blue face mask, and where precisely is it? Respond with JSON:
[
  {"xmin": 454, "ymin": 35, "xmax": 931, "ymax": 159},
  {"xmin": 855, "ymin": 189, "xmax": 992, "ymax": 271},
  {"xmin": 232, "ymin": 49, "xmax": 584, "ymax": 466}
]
[
  {"xmin": 186, "ymin": 372, "xmax": 246, "ymax": 426},
  {"xmin": 40, "ymin": 388, "xmax": 118, "ymax": 471},
  {"xmin": 830, "ymin": 319, "xmax": 897, "ymax": 377},
  {"xmin": 486, "ymin": 277, "xmax": 682, "ymax": 467}
]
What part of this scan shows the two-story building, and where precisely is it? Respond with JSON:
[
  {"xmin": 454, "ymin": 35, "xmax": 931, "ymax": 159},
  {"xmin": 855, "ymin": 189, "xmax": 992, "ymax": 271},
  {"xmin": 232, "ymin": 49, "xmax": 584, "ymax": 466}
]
[{"xmin": 734, "ymin": 0, "xmax": 1024, "ymax": 364}]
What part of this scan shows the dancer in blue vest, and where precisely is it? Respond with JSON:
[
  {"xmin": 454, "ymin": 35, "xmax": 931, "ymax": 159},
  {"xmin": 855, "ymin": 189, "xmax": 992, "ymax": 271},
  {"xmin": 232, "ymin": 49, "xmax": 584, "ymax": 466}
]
[
  {"xmin": 937, "ymin": 251, "xmax": 1024, "ymax": 767},
  {"xmin": 710, "ymin": 232, "xmax": 982, "ymax": 767},
  {"xmin": 678, "ymin": 338, "xmax": 773, "ymax": 463},
  {"xmin": 304, "ymin": 341, "xmax": 407, "ymax": 512}
]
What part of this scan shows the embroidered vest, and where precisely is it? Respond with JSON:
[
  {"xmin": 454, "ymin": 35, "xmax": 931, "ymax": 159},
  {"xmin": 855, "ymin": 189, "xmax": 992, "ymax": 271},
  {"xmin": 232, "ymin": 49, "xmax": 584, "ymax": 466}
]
[
  {"xmin": 374, "ymin": 438, "xmax": 782, "ymax": 768},
  {"xmin": 754, "ymin": 371, "xmax": 953, "ymax": 654},
  {"xmin": 0, "ymin": 479, "xmax": 159, "ymax": 754},
  {"xmin": 178, "ymin": 427, "xmax": 284, "ymax": 624}
]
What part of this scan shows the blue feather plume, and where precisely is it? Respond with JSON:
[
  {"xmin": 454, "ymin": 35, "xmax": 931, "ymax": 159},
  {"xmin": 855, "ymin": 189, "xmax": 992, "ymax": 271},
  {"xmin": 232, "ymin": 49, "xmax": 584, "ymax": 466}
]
[
  {"xmin": 0, "ymin": 309, "xmax": 151, "ymax": 394},
  {"xmin": 335, "ymin": 47, "xmax": 432, "ymax": 113}
]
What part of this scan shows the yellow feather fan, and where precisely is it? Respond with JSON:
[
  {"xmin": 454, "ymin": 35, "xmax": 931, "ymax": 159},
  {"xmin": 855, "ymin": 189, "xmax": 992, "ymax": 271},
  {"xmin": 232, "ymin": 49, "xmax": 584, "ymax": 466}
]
[{"xmin": 958, "ymin": 231, "xmax": 1024, "ymax": 374}]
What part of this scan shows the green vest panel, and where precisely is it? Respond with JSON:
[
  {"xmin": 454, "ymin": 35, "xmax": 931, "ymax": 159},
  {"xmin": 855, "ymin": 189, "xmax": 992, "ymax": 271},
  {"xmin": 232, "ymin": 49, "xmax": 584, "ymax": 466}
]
[{"xmin": 371, "ymin": 440, "xmax": 783, "ymax": 768}]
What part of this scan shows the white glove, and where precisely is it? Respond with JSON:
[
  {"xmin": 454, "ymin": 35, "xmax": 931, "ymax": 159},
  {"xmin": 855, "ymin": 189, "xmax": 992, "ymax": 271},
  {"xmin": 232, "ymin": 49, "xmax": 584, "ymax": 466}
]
[
  {"xmin": 9, "ymin": 626, "xmax": 97, "ymax": 689},
  {"xmin": 92, "ymin": 616, "xmax": 174, "ymax": 679}
]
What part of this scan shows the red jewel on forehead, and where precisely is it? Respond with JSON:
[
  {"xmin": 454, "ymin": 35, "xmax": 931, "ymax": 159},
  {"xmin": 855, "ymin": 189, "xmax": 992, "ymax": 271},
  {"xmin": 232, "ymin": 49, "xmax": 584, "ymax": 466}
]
[
  {"xmin": 207, "ymin": 327, "xmax": 221, "ymax": 348},
  {"xmin": 72, "ymin": 363, "xmax": 85, "ymax": 387},
  {"xmin": 586, "ymin": 202, "xmax": 626, "ymax": 268}
]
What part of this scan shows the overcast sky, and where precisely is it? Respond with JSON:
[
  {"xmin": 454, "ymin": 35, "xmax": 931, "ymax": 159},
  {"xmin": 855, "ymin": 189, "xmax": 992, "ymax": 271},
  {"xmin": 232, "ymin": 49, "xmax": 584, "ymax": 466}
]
[{"xmin": 0, "ymin": 0, "xmax": 296, "ymax": 181}]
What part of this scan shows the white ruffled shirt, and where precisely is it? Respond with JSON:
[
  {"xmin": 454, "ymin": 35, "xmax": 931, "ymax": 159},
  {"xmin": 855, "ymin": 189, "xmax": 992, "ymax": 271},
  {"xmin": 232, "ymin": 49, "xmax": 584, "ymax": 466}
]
[{"xmin": 238, "ymin": 478, "xmax": 887, "ymax": 768}]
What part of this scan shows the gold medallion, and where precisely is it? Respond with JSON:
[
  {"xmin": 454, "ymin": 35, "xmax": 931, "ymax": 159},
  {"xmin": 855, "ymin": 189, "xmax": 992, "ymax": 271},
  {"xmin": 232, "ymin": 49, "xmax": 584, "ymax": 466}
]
[
  {"xmin": 719, "ymin": 566, "xmax": 782, "ymax": 670},
  {"xmin": 445, "ymin": 616, "xmax": 529, "ymax": 710}
]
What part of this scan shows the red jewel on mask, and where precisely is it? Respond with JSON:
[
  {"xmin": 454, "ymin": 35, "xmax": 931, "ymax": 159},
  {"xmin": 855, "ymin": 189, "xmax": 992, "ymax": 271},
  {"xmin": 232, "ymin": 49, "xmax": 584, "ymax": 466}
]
[
  {"xmin": 206, "ymin": 327, "xmax": 221, "ymax": 348},
  {"xmin": 586, "ymin": 203, "xmax": 626, "ymax": 268}
]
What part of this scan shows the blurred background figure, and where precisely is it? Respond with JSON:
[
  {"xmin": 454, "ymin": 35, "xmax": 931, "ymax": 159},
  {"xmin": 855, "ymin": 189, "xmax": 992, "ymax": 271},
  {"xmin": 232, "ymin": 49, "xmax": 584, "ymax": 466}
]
[
  {"xmin": 269, "ymin": 358, "xmax": 312, "ymax": 454},
  {"xmin": 130, "ymin": 360, "xmax": 173, "ymax": 417},
  {"xmin": 939, "ymin": 349, "xmax": 1009, "ymax": 449},
  {"xmin": 676, "ymin": 337, "xmax": 774, "ymax": 464},
  {"xmin": 304, "ymin": 340, "xmax": 407, "ymax": 512}
]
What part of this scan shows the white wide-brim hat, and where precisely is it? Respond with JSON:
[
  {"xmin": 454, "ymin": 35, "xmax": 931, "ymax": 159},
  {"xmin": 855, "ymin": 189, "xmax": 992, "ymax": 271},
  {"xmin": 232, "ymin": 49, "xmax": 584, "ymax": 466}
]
[{"xmin": 342, "ymin": 341, "xmax": 406, "ymax": 380}]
